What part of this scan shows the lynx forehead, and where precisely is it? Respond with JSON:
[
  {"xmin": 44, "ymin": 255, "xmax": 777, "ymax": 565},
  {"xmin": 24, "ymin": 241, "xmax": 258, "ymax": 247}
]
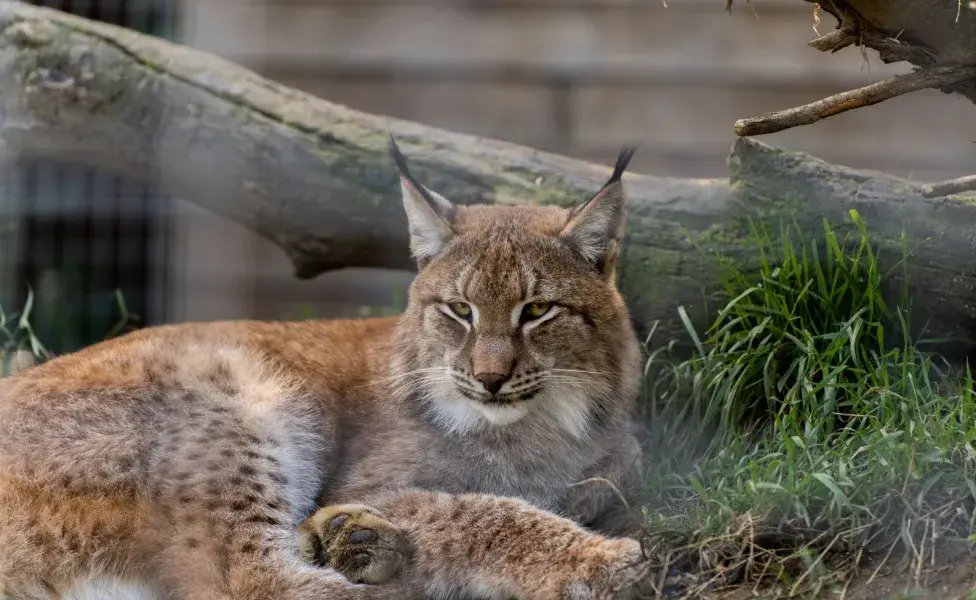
[{"xmin": 389, "ymin": 137, "xmax": 640, "ymax": 437}]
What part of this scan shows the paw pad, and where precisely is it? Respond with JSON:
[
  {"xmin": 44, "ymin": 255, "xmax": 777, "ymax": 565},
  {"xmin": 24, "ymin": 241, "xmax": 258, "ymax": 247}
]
[{"xmin": 299, "ymin": 504, "xmax": 408, "ymax": 585}]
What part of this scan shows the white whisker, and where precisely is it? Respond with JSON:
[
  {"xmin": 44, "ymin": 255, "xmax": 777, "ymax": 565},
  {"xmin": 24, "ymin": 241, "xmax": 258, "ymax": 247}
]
[
  {"xmin": 549, "ymin": 368, "xmax": 608, "ymax": 376},
  {"xmin": 368, "ymin": 367, "xmax": 449, "ymax": 386}
]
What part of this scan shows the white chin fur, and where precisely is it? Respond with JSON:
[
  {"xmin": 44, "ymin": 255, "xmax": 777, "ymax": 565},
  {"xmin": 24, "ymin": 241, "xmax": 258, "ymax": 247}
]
[
  {"xmin": 427, "ymin": 389, "xmax": 531, "ymax": 434},
  {"xmin": 426, "ymin": 383, "xmax": 593, "ymax": 440},
  {"xmin": 60, "ymin": 579, "xmax": 161, "ymax": 600}
]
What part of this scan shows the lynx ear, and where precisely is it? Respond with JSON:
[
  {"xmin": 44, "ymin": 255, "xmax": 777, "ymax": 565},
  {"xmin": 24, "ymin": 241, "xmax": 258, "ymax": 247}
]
[
  {"xmin": 389, "ymin": 135, "xmax": 457, "ymax": 266},
  {"xmin": 561, "ymin": 145, "xmax": 637, "ymax": 275}
]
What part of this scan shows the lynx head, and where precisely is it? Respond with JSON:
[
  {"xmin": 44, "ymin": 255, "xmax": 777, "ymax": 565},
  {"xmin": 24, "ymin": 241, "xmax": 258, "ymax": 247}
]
[{"xmin": 389, "ymin": 137, "xmax": 641, "ymax": 439}]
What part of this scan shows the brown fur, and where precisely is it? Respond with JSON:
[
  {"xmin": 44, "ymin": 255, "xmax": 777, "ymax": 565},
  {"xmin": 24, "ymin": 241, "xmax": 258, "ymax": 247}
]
[{"xmin": 0, "ymin": 142, "xmax": 648, "ymax": 599}]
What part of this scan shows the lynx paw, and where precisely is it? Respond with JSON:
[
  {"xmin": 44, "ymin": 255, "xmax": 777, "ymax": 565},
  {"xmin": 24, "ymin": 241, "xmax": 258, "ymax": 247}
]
[
  {"xmin": 298, "ymin": 504, "xmax": 408, "ymax": 585},
  {"xmin": 564, "ymin": 539, "xmax": 655, "ymax": 600}
]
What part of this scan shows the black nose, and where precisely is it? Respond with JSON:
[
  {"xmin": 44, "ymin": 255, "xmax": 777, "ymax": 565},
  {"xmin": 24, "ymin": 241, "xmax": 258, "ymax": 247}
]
[{"xmin": 475, "ymin": 372, "xmax": 509, "ymax": 395}]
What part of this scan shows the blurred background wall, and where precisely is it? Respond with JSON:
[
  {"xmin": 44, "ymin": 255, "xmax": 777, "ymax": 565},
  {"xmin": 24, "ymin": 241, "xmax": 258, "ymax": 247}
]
[{"xmin": 1, "ymin": 0, "xmax": 972, "ymax": 353}]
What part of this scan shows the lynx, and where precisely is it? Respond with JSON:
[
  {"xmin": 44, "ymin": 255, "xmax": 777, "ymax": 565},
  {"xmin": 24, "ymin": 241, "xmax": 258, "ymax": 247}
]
[{"xmin": 0, "ymin": 138, "xmax": 649, "ymax": 600}]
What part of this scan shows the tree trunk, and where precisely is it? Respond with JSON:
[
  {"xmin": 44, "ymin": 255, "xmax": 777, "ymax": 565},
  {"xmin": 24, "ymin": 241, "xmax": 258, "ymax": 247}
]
[{"xmin": 0, "ymin": 1, "xmax": 974, "ymax": 359}]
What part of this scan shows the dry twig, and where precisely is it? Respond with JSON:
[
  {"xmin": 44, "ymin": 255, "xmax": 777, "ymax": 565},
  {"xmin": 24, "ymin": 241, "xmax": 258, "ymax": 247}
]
[
  {"xmin": 808, "ymin": 28, "xmax": 858, "ymax": 53},
  {"xmin": 734, "ymin": 64, "xmax": 976, "ymax": 136},
  {"xmin": 920, "ymin": 174, "xmax": 976, "ymax": 197}
]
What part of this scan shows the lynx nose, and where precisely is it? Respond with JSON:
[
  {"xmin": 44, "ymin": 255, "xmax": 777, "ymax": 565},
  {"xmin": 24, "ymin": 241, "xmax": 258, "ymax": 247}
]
[{"xmin": 475, "ymin": 372, "xmax": 510, "ymax": 395}]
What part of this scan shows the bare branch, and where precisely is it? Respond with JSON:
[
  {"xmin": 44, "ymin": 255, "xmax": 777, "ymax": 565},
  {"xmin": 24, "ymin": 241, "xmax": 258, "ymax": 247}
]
[
  {"xmin": 921, "ymin": 175, "xmax": 976, "ymax": 198},
  {"xmin": 807, "ymin": 29, "xmax": 858, "ymax": 54},
  {"xmin": 734, "ymin": 65, "xmax": 976, "ymax": 136}
]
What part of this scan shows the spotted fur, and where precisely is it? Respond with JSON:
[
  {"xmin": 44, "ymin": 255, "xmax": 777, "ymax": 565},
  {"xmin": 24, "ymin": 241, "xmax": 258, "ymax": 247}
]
[{"xmin": 0, "ymin": 140, "xmax": 646, "ymax": 600}]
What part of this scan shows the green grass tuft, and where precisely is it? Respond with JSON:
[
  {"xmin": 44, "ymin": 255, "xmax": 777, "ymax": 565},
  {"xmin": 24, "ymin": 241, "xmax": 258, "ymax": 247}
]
[
  {"xmin": 0, "ymin": 287, "xmax": 52, "ymax": 376},
  {"xmin": 634, "ymin": 209, "xmax": 976, "ymax": 597},
  {"xmin": 0, "ymin": 287, "xmax": 134, "ymax": 376}
]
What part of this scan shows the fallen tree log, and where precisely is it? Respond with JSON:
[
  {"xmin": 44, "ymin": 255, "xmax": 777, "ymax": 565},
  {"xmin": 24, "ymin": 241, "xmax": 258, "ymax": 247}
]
[{"xmin": 0, "ymin": 1, "xmax": 974, "ymax": 359}]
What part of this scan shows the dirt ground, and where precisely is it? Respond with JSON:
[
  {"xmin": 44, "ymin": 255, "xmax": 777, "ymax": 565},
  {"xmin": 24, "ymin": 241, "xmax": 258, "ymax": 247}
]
[
  {"xmin": 674, "ymin": 542, "xmax": 976, "ymax": 600},
  {"xmin": 841, "ymin": 549, "xmax": 976, "ymax": 600}
]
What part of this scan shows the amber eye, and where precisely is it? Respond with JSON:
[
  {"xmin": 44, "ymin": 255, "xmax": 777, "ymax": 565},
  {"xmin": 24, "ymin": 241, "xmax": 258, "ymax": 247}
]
[
  {"xmin": 522, "ymin": 300, "xmax": 552, "ymax": 321},
  {"xmin": 448, "ymin": 302, "xmax": 473, "ymax": 321}
]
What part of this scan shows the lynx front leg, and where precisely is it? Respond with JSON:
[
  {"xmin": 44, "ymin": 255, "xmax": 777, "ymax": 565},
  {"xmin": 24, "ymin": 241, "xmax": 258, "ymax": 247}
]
[
  {"xmin": 303, "ymin": 490, "xmax": 652, "ymax": 600},
  {"xmin": 565, "ymin": 432, "xmax": 644, "ymax": 536}
]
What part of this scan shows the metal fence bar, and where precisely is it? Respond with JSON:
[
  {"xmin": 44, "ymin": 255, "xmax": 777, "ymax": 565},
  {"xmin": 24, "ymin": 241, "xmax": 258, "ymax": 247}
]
[{"xmin": 3, "ymin": 0, "xmax": 180, "ymax": 354}]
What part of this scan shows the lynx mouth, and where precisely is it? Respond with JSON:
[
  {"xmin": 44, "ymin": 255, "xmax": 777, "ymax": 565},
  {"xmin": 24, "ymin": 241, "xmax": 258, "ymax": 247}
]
[
  {"xmin": 453, "ymin": 383, "xmax": 542, "ymax": 405},
  {"xmin": 481, "ymin": 388, "xmax": 542, "ymax": 405}
]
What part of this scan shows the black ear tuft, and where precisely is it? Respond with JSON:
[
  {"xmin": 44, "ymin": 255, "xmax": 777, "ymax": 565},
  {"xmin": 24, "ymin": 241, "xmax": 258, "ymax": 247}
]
[
  {"xmin": 388, "ymin": 134, "xmax": 441, "ymax": 208},
  {"xmin": 390, "ymin": 134, "xmax": 458, "ymax": 264},
  {"xmin": 388, "ymin": 134, "xmax": 410, "ymax": 175},
  {"xmin": 605, "ymin": 144, "xmax": 639, "ymax": 187},
  {"xmin": 559, "ymin": 145, "xmax": 636, "ymax": 275}
]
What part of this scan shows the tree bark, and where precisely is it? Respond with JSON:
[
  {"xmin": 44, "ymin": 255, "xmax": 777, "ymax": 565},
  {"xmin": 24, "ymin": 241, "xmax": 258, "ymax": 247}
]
[
  {"xmin": 730, "ymin": 0, "xmax": 976, "ymax": 133},
  {"xmin": 807, "ymin": 0, "xmax": 976, "ymax": 72},
  {"xmin": 0, "ymin": 1, "xmax": 974, "ymax": 358}
]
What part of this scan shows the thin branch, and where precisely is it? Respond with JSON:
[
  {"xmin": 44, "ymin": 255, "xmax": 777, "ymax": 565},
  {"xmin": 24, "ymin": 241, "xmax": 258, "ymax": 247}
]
[
  {"xmin": 921, "ymin": 175, "xmax": 976, "ymax": 198},
  {"xmin": 808, "ymin": 28, "xmax": 858, "ymax": 53},
  {"xmin": 734, "ymin": 65, "xmax": 976, "ymax": 137}
]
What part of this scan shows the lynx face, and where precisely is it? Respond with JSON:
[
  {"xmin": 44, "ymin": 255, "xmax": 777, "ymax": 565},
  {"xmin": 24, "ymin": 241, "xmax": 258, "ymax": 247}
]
[{"xmin": 390, "ymin": 139, "xmax": 641, "ymax": 437}]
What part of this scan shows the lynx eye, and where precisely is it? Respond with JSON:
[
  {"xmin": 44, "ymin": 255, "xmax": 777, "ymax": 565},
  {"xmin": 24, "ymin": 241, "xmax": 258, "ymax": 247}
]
[
  {"xmin": 521, "ymin": 301, "xmax": 552, "ymax": 322},
  {"xmin": 447, "ymin": 302, "xmax": 473, "ymax": 321}
]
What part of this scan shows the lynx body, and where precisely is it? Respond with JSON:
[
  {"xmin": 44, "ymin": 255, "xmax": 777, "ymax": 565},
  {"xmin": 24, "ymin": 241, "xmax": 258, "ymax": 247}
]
[{"xmin": 0, "ymin": 140, "xmax": 647, "ymax": 600}]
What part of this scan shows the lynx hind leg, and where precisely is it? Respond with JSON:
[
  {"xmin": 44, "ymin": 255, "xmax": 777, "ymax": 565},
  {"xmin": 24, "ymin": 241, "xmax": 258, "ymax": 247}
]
[{"xmin": 299, "ymin": 504, "xmax": 409, "ymax": 585}]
